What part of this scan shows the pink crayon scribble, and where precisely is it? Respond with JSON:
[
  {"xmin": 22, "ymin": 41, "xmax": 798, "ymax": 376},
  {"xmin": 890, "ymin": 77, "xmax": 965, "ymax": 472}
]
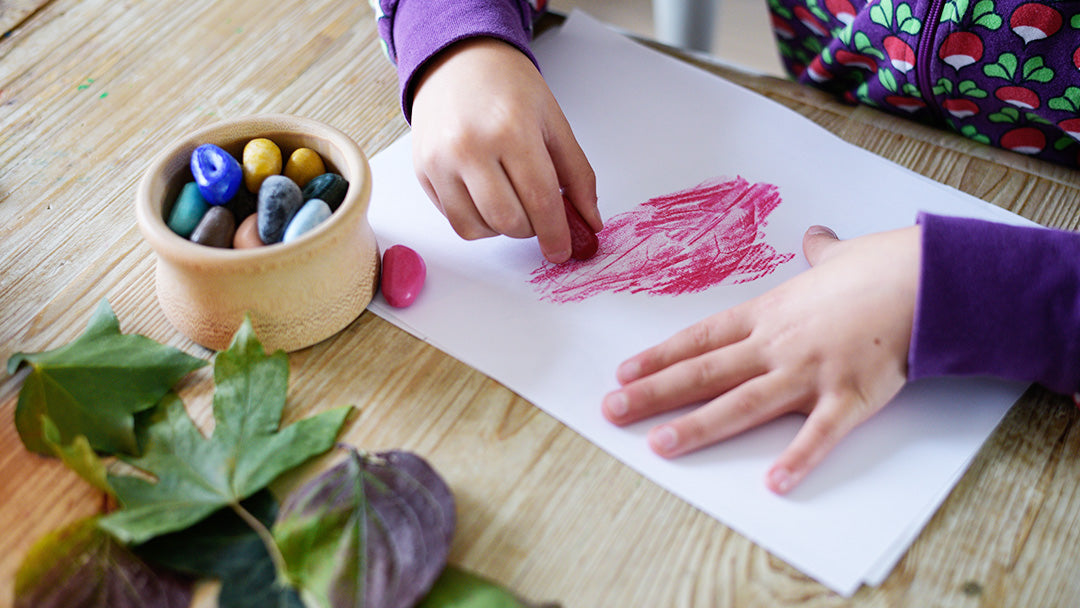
[{"xmin": 530, "ymin": 176, "xmax": 795, "ymax": 303}]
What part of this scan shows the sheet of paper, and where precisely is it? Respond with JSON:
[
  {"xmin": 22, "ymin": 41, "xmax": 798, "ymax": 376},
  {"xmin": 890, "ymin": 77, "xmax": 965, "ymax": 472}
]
[{"xmin": 365, "ymin": 11, "xmax": 1031, "ymax": 595}]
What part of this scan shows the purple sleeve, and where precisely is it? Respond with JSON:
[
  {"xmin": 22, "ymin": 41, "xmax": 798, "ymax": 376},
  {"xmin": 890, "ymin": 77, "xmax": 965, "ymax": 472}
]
[
  {"xmin": 372, "ymin": 0, "xmax": 543, "ymax": 122},
  {"xmin": 909, "ymin": 212, "xmax": 1080, "ymax": 395}
]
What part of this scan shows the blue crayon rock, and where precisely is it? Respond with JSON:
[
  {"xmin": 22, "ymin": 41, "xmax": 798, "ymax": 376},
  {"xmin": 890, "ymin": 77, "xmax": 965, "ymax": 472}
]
[
  {"xmin": 283, "ymin": 199, "xmax": 332, "ymax": 243},
  {"xmin": 301, "ymin": 173, "xmax": 348, "ymax": 211},
  {"xmin": 257, "ymin": 175, "xmax": 303, "ymax": 244},
  {"xmin": 166, "ymin": 182, "xmax": 210, "ymax": 238},
  {"xmin": 191, "ymin": 143, "xmax": 242, "ymax": 205}
]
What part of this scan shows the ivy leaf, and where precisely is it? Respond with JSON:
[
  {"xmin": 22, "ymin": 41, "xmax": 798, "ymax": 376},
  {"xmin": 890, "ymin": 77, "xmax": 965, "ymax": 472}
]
[
  {"xmin": 418, "ymin": 566, "xmax": 561, "ymax": 608},
  {"xmin": 273, "ymin": 447, "xmax": 456, "ymax": 608},
  {"xmin": 14, "ymin": 516, "xmax": 192, "ymax": 608},
  {"xmin": 136, "ymin": 490, "xmax": 304, "ymax": 608},
  {"xmin": 98, "ymin": 317, "xmax": 353, "ymax": 545},
  {"xmin": 41, "ymin": 416, "xmax": 112, "ymax": 493},
  {"xmin": 8, "ymin": 300, "xmax": 206, "ymax": 456}
]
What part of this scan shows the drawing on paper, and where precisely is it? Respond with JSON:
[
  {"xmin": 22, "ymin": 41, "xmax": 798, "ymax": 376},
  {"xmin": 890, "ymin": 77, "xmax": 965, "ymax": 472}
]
[{"xmin": 529, "ymin": 176, "xmax": 794, "ymax": 303}]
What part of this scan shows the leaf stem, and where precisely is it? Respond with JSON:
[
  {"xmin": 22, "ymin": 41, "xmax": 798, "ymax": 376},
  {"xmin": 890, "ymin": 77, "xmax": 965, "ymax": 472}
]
[{"xmin": 230, "ymin": 501, "xmax": 290, "ymax": 583}]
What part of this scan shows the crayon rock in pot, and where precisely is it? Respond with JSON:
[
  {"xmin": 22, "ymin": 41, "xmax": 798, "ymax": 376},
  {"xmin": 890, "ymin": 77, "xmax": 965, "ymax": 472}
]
[
  {"xmin": 190, "ymin": 206, "xmax": 236, "ymax": 248},
  {"xmin": 167, "ymin": 182, "xmax": 210, "ymax": 238},
  {"xmin": 283, "ymin": 147, "xmax": 326, "ymax": 188},
  {"xmin": 301, "ymin": 173, "xmax": 348, "ymax": 211},
  {"xmin": 257, "ymin": 175, "xmax": 303, "ymax": 244},
  {"xmin": 233, "ymin": 213, "xmax": 264, "ymax": 249},
  {"xmin": 282, "ymin": 199, "xmax": 332, "ymax": 243},
  {"xmin": 190, "ymin": 143, "xmax": 242, "ymax": 205}
]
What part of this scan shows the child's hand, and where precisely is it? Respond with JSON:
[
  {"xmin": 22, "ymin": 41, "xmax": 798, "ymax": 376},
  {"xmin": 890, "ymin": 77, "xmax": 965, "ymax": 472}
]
[
  {"xmin": 410, "ymin": 37, "xmax": 600, "ymax": 263},
  {"xmin": 602, "ymin": 224, "xmax": 922, "ymax": 494}
]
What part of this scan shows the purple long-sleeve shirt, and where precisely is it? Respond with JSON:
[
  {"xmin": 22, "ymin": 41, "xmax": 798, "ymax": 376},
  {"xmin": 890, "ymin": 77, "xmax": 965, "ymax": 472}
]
[{"xmin": 372, "ymin": 0, "xmax": 1080, "ymax": 397}]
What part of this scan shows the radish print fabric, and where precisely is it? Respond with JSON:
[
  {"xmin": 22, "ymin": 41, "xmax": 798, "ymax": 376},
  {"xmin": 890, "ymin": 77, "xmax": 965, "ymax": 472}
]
[{"xmin": 771, "ymin": 0, "xmax": 1080, "ymax": 166}]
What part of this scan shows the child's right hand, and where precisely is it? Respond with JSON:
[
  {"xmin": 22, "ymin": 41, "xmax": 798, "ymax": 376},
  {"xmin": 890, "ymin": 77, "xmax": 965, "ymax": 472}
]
[{"xmin": 410, "ymin": 37, "xmax": 600, "ymax": 263}]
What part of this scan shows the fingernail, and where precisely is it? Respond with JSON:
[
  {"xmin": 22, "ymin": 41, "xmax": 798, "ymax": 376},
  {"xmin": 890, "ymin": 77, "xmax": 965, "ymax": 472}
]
[
  {"xmin": 616, "ymin": 360, "xmax": 640, "ymax": 383},
  {"xmin": 807, "ymin": 225, "xmax": 837, "ymax": 239},
  {"xmin": 767, "ymin": 467, "xmax": 795, "ymax": 494},
  {"xmin": 603, "ymin": 392, "xmax": 628, "ymax": 418},
  {"xmin": 649, "ymin": 425, "xmax": 679, "ymax": 454}
]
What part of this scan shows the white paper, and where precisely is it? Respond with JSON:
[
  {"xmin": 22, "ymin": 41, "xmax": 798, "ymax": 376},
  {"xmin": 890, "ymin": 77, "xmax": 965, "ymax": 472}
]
[{"xmin": 365, "ymin": 12, "xmax": 1031, "ymax": 595}]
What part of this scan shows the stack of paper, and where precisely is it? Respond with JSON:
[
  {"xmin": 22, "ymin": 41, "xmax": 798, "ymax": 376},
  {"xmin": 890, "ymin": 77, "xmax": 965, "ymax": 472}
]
[{"xmin": 366, "ymin": 12, "xmax": 1029, "ymax": 595}]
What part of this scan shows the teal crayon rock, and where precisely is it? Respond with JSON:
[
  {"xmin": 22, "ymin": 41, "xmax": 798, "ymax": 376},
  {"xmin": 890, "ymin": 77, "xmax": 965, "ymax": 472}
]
[
  {"xmin": 282, "ymin": 199, "xmax": 332, "ymax": 243},
  {"xmin": 301, "ymin": 172, "xmax": 348, "ymax": 211},
  {"xmin": 166, "ymin": 182, "xmax": 210, "ymax": 238}
]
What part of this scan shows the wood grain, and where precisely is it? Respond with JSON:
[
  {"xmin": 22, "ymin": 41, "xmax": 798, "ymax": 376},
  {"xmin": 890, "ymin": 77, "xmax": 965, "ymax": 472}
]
[{"xmin": 3, "ymin": 3, "xmax": 1080, "ymax": 607}]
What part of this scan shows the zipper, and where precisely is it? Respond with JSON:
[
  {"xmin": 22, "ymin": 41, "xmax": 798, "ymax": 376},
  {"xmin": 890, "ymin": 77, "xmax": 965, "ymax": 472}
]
[{"xmin": 914, "ymin": 0, "xmax": 947, "ymax": 122}]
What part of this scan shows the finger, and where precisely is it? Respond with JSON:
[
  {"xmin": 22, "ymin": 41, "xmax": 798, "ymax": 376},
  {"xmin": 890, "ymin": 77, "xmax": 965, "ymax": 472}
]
[
  {"xmin": 502, "ymin": 145, "xmax": 570, "ymax": 263},
  {"xmin": 416, "ymin": 173, "xmax": 446, "ymax": 217},
  {"xmin": 426, "ymin": 173, "xmax": 497, "ymax": 240},
  {"xmin": 603, "ymin": 340, "xmax": 767, "ymax": 425},
  {"xmin": 646, "ymin": 371, "xmax": 810, "ymax": 458},
  {"xmin": 764, "ymin": 393, "xmax": 863, "ymax": 494},
  {"xmin": 802, "ymin": 224, "xmax": 841, "ymax": 267},
  {"xmin": 616, "ymin": 307, "xmax": 752, "ymax": 385},
  {"xmin": 464, "ymin": 163, "xmax": 535, "ymax": 239},
  {"xmin": 546, "ymin": 115, "xmax": 600, "ymax": 232}
]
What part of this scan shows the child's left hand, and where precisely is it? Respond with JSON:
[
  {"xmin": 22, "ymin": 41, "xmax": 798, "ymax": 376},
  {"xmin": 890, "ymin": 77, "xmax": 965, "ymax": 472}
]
[{"xmin": 601, "ymin": 224, "xmax": 921, "ymax": 494}]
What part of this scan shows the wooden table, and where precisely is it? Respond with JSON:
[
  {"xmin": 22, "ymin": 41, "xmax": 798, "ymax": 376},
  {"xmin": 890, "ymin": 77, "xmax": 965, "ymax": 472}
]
[{"xmin": 4, "ymin": 1, "xmax": 1080, "ymax": 606}]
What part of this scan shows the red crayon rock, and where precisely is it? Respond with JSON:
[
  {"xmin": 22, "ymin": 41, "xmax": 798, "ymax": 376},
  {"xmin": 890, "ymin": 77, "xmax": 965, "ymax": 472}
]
[
  {"xmin": 381, "ymin": 244, "xmax": 426, "ymax": 308},
  {"xmin": 563, "ymin": 196, "xmax": 599, "ymax": 261}
]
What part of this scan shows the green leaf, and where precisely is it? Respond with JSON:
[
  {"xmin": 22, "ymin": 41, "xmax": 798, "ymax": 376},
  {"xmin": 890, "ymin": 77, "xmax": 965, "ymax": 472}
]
[
  {"xmin": 989, "ymin": 107, "xmax": 1020, "ymax": 123},
  {"xmin": 15, "ymin": 516, "xmax": 193, "ymax": 608},
  {"xmin": 983, "ymin": 52, "xmax": 1017, "ymax": 80},
  {"xmin": 136, "ymin": 491, "xmax": 304, "ymax": 608},
  {"xmin": 940, "ymin": 0, "xmax": 968, "ymax": 22},
  {"xmin": 98, "ymin": 318, "xmax": 353, "ymax": 545},
  {"xmin": 1026, "ymin": 112, "xmax": 1052, "ymax": 125},
  {"xmin": 879, "ymin": 68, "xmax": 898, "ymax": 92},
  {"xmin": 8, "ymin": 300, "xmax": 206, "ymax": 455},
  {"xmin": 1049, "ymin": 88, "xmax": 1080, "ymax": 112},
  {"xmin": 933, "ymin": 78, "xmax": 954, "ymax": 95},
  {"xmin": 41, "ymin": 416, "xmax": 111, "ymax": 493},
  {"xmin": 273, "ymin": 448, "xmax": 456, "ymax": 608},
  {"xmin": 960, "ymin": 125, "xmax": 991, "ymax": 144},
  {"xmin": 897, "ymin": 3, "xmax": 922, "ymax": 35},
  {"xmin": 958, "ymin": 80, "xmax": 988, "ymax": 98},
  {"xmin": 1072, "ymin": 14, "xmax": 1080, "ymax": 29},
  {"xmin": 971, "ymin": 0, "xmax": 1001, "ymax": 29},
  {"xmin": 417, "ymin": 566, "xmax": 560, "ymax": 608},
  {"xmin": 869, "ymin": 1, "xmax": 891, "ymax": 28},
  {"xmin": 1055, "ymin": 136, "xmax": 1076, "ymax": 151},
  {"xmin": 1022, "ymin": 56, "xmax": 1046, "ymax": 79},
  {"xmin": 902, "ymin": 83, "xmax": 922, "ymax": 97}
]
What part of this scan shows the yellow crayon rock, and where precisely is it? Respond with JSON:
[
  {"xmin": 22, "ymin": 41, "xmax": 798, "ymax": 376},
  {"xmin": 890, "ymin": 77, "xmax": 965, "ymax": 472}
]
[
  {"xmin": 242, "ymin": 138, "xmax": 282, "ymax": 193},
  {"xmin": 283, "ymin": 147, "xmax": 326, "ymax": 188}
]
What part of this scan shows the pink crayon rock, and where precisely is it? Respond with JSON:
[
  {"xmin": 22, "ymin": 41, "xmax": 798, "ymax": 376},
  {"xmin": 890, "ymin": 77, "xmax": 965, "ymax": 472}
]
[{"xmin": 381, "ymin": 244, "xmax": 426, "ymax": 308}]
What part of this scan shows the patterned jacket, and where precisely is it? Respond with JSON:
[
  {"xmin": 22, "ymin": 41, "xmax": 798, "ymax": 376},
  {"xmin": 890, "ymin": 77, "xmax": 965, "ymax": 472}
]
[{"xmin": 772, "ymin": 0, "xmax": 1080, "ymax": 166}]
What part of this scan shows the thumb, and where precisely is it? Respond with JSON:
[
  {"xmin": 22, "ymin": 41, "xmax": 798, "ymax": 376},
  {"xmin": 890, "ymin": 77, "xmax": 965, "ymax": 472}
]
[{"xmin": 802, "ymin": 225, "xmax": 841, "ymax": 267}]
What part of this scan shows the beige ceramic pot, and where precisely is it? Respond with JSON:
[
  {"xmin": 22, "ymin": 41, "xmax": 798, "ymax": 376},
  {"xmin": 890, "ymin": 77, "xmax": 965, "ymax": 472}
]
[{"xmin": 135, "ymin": 114, "xmax": 379, "ymax": 352}]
